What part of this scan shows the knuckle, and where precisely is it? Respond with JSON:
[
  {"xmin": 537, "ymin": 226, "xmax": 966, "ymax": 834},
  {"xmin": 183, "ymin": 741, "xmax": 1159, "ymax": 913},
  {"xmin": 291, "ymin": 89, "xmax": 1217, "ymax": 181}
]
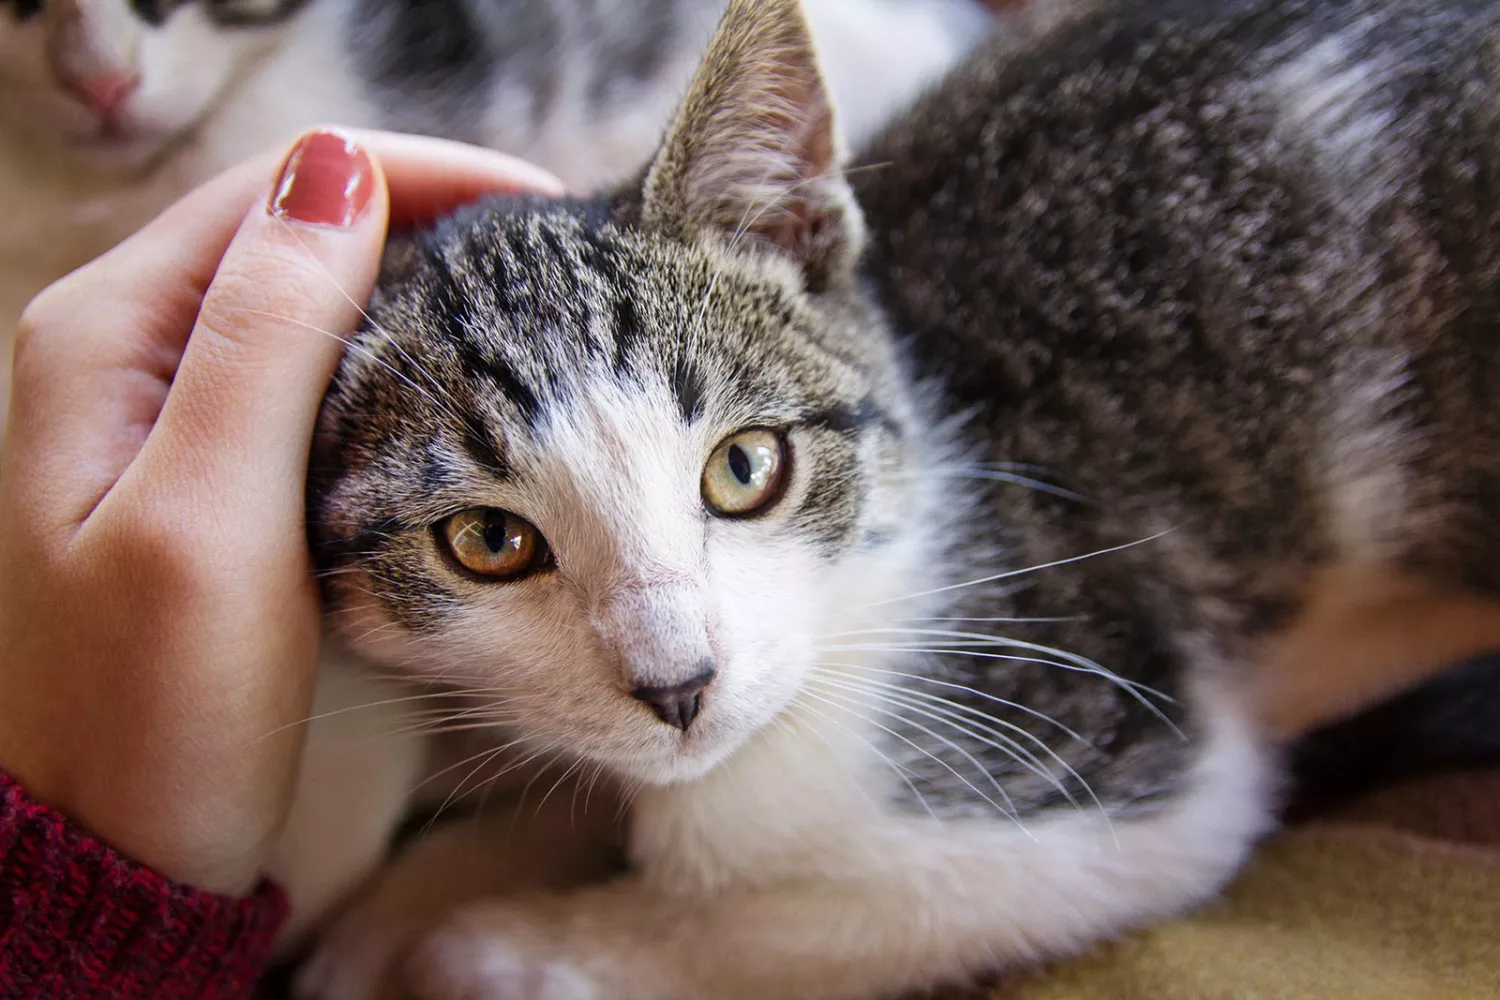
[{"xmin": 11, "ymin": 276, "xmax": 77, "ymax": 371}]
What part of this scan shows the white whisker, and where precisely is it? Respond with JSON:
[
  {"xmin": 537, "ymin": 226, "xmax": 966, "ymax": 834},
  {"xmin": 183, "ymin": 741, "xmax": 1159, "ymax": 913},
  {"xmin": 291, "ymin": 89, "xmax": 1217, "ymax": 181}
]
[
  {"xmin": 797, "ymin": 688, "xmax": 1032, "ymax": 836},
  {"xmin": 842, "ymin": 530, "xmax": 1175, "ymax": 614},
  {"xmin": 784, "ymin": 695, "xmax": 938, "ymax": 821}
]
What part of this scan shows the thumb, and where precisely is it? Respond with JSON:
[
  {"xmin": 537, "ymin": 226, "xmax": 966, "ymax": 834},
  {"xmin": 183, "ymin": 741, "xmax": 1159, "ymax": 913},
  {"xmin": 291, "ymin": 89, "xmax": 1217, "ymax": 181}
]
[{"xmin": 128, "ymin": 129, "xmax": 390, "ymax": 513}]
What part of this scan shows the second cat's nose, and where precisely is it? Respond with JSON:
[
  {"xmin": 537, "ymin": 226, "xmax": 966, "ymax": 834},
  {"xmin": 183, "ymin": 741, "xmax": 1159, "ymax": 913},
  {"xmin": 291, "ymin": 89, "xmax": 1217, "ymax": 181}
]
[
  {"xmin": 64, "ymin": 71, "xmax": 139, "ymax": 119},
  {"xmin": 631, "ymin": 666, "xmax": 716, "ymax": 731}
]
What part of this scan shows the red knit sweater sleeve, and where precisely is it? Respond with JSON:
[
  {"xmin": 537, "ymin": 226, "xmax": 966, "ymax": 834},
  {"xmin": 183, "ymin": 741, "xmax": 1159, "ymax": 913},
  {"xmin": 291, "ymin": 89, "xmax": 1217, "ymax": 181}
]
[{"xmin": 0, "ymin": 771, "xmax": 287, "ymax": 1000}]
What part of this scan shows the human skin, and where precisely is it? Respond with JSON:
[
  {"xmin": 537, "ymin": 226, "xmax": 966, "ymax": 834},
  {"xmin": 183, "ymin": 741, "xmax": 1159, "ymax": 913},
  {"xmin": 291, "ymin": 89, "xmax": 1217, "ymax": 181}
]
[{"xmin": 0, "ymin": 128, "xmax": 562, "ymax": 895}]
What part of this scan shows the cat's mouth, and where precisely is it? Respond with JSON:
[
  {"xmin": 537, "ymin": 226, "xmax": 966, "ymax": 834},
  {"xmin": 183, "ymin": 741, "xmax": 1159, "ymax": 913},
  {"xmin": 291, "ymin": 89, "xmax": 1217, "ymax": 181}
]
[
  {"xmin": 68, "ymin": 117, "xmax": 165, "ymax": 150},
  {"xmin": 37, "ymin": 104, "xmax": 184, "ymax": 164}
]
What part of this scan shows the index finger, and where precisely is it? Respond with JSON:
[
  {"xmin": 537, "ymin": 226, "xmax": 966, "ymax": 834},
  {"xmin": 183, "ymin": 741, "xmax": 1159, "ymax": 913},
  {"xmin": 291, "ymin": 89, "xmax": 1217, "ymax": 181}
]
[
  {"xmin": 5, "ymin": 131, "xmax": 562, "ymax": 528},
  {"xmin": 21, "ymin": 130, "xmax": 560, "ymax": 364},
  {"xmin": 350, "ymin": 130, "xmax": 566, "ymax": 227}
]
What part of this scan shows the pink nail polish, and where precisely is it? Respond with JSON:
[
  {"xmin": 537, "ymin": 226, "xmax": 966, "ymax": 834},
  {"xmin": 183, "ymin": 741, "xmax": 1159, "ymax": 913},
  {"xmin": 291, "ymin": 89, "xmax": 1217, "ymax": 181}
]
[{"xmin": 269, "ymin": 130, "xmax": 375, "ymax": 228}]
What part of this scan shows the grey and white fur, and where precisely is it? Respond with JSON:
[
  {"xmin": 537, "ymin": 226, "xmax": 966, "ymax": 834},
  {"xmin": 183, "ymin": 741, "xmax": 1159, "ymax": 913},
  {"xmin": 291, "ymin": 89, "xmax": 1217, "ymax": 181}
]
[
  {"xmin": 0, "ymin": 0, "xmax": 993, "ymax": 437},
  {"xmin": 296, "ymin": 0, "xmax": 1500, "ymax": 997}
]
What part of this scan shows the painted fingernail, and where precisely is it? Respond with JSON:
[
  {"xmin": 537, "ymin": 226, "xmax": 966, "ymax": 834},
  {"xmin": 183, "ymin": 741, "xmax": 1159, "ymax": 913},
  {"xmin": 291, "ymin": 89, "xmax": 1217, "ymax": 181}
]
[{"xmin": 269, "ymin": 130, "xmax": 376, "ymax": 228}]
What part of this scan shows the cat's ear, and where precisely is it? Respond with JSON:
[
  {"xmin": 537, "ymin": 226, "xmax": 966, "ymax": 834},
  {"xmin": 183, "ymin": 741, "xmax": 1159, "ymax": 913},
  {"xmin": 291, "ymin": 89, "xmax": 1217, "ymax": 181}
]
[{"xmin": 640, "ymin": 0, "xmax": 862, "ymax": 288}]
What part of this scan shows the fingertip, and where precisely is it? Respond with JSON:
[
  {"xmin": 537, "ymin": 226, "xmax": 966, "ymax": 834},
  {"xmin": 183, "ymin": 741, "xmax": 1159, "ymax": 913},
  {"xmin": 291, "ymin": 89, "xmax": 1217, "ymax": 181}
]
[
  {"xmin": 269, "ymin": 128, "xmax": 389, "ymax": 233},
  {"xmin": 338, "ymin": 130, "xmax": 567, "ymax": 225}
]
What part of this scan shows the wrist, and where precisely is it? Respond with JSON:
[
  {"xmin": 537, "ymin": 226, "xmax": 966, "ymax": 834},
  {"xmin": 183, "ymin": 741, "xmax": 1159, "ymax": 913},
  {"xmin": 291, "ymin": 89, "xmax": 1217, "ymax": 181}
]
[{"xmin": 0, "ymin": 724, "xmax": 284, "ymax": 895}]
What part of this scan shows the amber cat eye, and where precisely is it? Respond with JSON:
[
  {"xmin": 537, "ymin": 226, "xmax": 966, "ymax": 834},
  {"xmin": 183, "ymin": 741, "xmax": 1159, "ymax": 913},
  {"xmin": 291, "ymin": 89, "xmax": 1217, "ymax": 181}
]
[{"xmin": 437, "ymin": 508, "xmax": 552, "ymax": 580}]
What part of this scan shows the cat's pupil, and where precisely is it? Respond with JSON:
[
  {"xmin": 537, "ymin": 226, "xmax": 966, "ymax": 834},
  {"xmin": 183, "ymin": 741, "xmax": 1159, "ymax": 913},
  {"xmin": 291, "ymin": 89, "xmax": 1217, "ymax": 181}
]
[
  {"xmin": 483, "ymin": 517, "xmax": 510, "ymax": 554},
  {"xmin": 728, "ymin": 445, "xmax": 753, "ymax": 485}
]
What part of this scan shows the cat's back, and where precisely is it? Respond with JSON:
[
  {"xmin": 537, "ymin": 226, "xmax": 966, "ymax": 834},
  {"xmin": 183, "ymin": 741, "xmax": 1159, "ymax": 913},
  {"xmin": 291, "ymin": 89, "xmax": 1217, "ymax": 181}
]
[
  {"xmin": 856, "ymin": 0, "xmax": 1500, "ymax": 391},
  {"xmin": 850, "ymin": 0, "xmax": 1500, "ymax": 696}
]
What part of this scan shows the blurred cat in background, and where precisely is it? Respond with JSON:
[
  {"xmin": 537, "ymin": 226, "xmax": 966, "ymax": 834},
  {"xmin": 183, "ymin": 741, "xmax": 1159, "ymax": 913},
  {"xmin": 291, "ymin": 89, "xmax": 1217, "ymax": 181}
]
[{"xmin": 0, "ymin": 0, "xmax": 995, "ymax": 434}]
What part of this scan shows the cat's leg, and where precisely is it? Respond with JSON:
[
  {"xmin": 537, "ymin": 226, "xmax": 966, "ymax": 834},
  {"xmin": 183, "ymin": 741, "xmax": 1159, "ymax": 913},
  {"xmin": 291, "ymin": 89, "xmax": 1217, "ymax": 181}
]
[
  {"xmin": 407, "ymin": 681, "xmax": 1273, "ymax": 1000},
  {"xmin": 295, "ymin": 775, "xmax": 624, "ymax": 1000}
]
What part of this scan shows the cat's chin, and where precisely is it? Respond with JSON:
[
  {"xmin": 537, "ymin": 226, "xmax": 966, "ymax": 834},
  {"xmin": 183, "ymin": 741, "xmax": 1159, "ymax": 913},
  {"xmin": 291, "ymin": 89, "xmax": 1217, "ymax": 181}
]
[
  {"xmin": 57, "ymin": 128, "xmax": 177, "ymax": 175},
  {"xmin": 2, "ymin": 114, "xmax": 182, "ymax": 180},
  {"xmin": 600, "ymin": 728, "xmax": 749, "ymax": 787}
]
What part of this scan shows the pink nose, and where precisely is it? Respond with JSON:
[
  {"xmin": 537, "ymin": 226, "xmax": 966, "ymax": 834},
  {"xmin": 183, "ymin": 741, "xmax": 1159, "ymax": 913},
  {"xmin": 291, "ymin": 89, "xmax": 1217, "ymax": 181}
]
[{"xmin": 64, "ymin": 71, "xmax": 140, "ymax": 119}]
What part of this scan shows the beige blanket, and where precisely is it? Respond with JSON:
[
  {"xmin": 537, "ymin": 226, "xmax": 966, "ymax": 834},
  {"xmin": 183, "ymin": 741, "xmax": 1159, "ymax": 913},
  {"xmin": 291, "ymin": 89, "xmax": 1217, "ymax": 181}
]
[{"xmin": 990, "ymin": 770, "xmax": 1500, "ymax": 1000}]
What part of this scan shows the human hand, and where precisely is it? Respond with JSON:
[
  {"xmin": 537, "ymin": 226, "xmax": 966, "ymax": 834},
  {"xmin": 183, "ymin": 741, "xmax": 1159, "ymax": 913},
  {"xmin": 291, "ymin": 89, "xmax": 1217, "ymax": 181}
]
[{"xmin": 0, "ymin": 129, "xmax": 562, "ymax": 895}]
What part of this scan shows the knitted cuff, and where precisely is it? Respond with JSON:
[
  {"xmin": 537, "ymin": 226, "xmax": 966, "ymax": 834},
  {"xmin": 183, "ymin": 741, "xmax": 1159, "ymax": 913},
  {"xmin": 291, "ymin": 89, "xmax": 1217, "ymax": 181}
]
[{"xmin": 0, "ymin": 771, "xmax": 286, "ymax": 999}]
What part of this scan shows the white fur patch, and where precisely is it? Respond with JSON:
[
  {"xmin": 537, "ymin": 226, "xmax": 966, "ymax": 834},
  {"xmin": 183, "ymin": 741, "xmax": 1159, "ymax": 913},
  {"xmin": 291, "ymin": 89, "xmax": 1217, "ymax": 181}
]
[
  {"xmin": 803, "ymin": 0, "xmax": 990, "ymax": 146},
  {"xmin": 403, "ymin": 675, "xmax": 1272, "ymax": 1000},
  {"xmin": 1259, "ymin": 23, "xmax": 1407, "ymax": 218},
  {"xmin": 1319, "ymin": 347, "xmax": 1417, "ymax": 564}
]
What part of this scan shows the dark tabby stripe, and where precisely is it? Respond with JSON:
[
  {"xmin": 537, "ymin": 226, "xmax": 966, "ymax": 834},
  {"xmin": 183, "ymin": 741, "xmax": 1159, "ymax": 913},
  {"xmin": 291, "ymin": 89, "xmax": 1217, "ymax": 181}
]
[
  {"xmin": 204, "ymin": 0, "xmax": 313, "ymax": 27},
  {"xmin": 6, "ymin": 0, "xmax": 310, "ymax": 26}
]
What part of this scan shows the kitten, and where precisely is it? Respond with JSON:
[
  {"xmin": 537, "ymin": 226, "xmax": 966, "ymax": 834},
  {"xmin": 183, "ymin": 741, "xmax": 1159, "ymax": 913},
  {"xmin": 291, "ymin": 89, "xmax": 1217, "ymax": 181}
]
[
  {"xmin": 0, "ymin": 0, "xmax": 993, "ymax": 437},
  {"xmin": 304, "ymin": 0, "xmax": 1500, "ymax": 996}
]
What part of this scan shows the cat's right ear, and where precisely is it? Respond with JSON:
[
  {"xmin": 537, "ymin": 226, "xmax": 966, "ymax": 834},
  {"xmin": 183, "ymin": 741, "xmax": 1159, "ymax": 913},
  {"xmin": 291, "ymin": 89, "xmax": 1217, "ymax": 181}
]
[{"xmin": 640, "ymin": 0, "xmax": 863, "ymax": 290}]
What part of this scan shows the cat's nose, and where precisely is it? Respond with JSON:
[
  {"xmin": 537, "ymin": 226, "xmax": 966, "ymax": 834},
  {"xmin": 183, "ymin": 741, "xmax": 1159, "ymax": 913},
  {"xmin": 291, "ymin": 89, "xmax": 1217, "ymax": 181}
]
[
  {"xmin": 63, "ymin": 71, "xmax": 140, "ymax": 119},
  {"xmin": 630, "ymin": 665, "xmax": 716, "ymax": 731}
]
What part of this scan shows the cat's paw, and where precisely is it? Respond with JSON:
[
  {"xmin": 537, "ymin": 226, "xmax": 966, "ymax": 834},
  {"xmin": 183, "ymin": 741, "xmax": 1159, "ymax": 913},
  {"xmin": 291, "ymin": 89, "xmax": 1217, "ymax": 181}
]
[{"xmin": 404, "ymin": 901, "xmax": 647, "ymax": 1000}]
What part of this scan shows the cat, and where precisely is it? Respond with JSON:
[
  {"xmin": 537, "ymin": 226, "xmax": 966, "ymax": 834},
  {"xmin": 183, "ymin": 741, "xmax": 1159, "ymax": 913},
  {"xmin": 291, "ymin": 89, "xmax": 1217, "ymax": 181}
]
[
  {"xmin": 286, "ymin": 0, "xmax": 1500, "ymax": 996},
  {"xmin": 0, "ymin": 0, "xmax": 995, "ymax": 438},
  {"xmin": 294, "ymin": 0, "xmax": 1500, "ymax": 995}
]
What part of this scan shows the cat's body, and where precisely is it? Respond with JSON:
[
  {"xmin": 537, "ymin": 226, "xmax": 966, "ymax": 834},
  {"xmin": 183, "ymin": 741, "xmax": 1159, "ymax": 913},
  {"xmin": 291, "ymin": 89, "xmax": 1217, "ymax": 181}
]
[
  {"xmin": 0, "ymin": 0, "xmax": 992, "ymax": 436},
  {"xmin": 295, "ymin": 0, "xmax": 1500, "ymax": 996},
  {"xmin": 852, "ymin": 0, "xmax": 1500, "ymax": 795}
]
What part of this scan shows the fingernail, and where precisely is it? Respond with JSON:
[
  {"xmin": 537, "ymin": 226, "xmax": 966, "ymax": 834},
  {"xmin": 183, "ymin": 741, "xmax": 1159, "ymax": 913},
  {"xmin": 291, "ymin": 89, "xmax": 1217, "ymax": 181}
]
[{"xmin": 269, "ymin": 130, "xmax": 376, "ymax": 228}]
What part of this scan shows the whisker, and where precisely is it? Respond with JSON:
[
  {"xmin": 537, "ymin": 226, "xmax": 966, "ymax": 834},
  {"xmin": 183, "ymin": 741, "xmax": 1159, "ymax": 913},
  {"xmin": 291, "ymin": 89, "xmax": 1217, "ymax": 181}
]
[
  {"xmin": 841, "ymin": 530, "xmax": 1175, "ymax": 614},
  {"xmin": 784, "ymin": 696, "xmax": 938, "ymax": 821},
  {"xmin": 804, "ymin": 678, "xmax": 1034, "ymax": 815},
  {"xmin": 270, "ymin": 215, "xmax": 471, "ymax": 422},
  {"xmin": 245, "ymin": 687, "xmax": 495, "ymax": 746},
  {"xmin": 418, "ymin": 743, "xmax": 513, "ymax": 833},
  {"xmin": 821, "ymin": 642, "xmax": 1177, "ymax": 728},
  {"xmin": 370, "ymin": 714, "xmax": 523, "ymax": 744},
  {"xmin": 815, "ymin": 662, "xmax": 1094, "ymax": 743},
  {"xmin": 797, "ymin": 688, "xmax": 1031, "ymax": 836},
  {"xmin": 809, "ymin": 668, "xmax": 1071, "ymax": 779},
  {"xmin": 237, "ymin": 308, "xmax": 469, "ymax": 429},
  {"xmin": 882, "ymin": 615, "xmax": 1083, "ymax": 625},
  {"xmin": 805, "ymin": 669, "xmax": 1106, "ymax": 827},
  {"xmin": 894, "ymin": 467, "xmax": 1093, "ymax": 505},
  {"xmin": 534, "ymin": 758, "xmax": 587, "ymax": 820}
]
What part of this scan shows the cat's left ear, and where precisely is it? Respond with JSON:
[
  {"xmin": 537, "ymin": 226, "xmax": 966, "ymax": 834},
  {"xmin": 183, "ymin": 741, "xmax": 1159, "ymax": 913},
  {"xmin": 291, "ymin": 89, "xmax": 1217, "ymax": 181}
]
[{"xmin": 640, "ymin": 0, "xmax": 863, "ymax": 290}]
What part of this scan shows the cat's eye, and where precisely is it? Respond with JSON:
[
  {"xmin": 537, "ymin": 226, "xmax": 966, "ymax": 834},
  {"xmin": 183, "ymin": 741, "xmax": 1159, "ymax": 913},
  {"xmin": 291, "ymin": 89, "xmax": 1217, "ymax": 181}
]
[
  {"xmin": 702, "ymin": 429, "xmax": 787, "ymax": 516},
  {"xmin": 437, "ymin": 508, "xmax": 552, "ymax": 580}
]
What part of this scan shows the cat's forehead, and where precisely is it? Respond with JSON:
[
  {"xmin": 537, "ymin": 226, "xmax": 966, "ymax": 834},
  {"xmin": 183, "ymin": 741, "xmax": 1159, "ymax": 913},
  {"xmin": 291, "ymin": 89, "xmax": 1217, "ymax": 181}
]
[
  {"xmin": 314, "ymin": 198, "xmax": 899, "ymax": 569},
  {"xmin": 348, "ymin": 200, "xmax": 878, "ymax": 450}
]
